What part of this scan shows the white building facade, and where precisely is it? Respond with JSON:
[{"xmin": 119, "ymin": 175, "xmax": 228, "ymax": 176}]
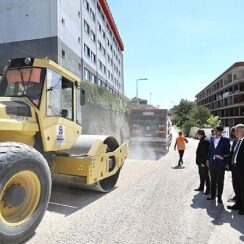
[{"xmin": 0, "ymin": 0, "xmax": 124, "ymax": 96}]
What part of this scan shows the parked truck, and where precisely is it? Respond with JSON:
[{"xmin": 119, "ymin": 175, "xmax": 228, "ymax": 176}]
[
  {"xmin": 129, "ymin": 108, "xmax": 172, "ymax": 159},
  {"xmin": 0, "ymin": 57, "xmax": 127, "ymax": 243}
]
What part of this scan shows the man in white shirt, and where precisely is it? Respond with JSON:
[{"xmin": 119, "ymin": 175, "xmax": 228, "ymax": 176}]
[
  {"xmin": 206, "ymin": 125, "xmax": 230, "ymax": 204},
  {"xmin": 227, "ymin": 124, "xmax": 244, "ymax": 215}
]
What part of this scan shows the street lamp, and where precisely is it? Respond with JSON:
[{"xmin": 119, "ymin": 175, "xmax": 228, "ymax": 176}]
[{"xmin": 136, "ymin": 78, "xmax": 148, "ymax": 99}]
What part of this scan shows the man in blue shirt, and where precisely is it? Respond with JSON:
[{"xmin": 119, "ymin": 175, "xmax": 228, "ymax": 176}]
[{"xmin": 206, "ymin": 125, "xmax": 230, "ymax": 203}]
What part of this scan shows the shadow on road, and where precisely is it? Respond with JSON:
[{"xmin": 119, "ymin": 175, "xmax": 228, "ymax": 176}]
[
  {"xmin": 171, "ymin": 165, "xmax": 186, "ymax": 169},
  {"xmin": 191, "ymin": 193, "xmax": 244, "ymax": 241},
  {"xmin": 47, "ymin": 184, "xmax": 113, "ymax": 217}
]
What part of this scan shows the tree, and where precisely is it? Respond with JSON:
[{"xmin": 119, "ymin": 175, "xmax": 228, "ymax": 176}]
[
  {"xmin": 204, "ymin": 115, "xmax": 221, "ymax": 128},
  {"xmin": 172, "ymin": 99, "xmax": 195, "ymax": 128},
  {"xmin": 189, "ymin": 106, "xmax": 212, "ymax": 128}
]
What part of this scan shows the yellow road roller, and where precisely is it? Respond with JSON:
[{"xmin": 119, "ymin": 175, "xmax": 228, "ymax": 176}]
[{"xmin": 0, "ymin": 57, "xmax": 127, "ymax": 243}]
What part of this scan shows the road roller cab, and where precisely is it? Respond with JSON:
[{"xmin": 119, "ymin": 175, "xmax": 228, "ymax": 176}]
[{"xmin": 0, "ymin": 57, "xmax": 127, "ymax": 243}]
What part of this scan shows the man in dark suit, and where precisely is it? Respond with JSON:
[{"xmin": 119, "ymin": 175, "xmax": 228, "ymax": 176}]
[
  {"xmin": 195, "ymin": 129, "xmax": 210, "ymax": 195},
  {"xmin": 227, "ymin": 124, "xmax": 244, "ymax": 215},
  {"xmin": 206, "ymin": 125, "xmax": 230, "ymax": 203}
]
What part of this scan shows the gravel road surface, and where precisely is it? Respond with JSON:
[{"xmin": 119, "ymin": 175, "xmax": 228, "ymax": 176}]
[{"xmin": 27, "ymin": 135, "xmax": 244, "ymax": 244}]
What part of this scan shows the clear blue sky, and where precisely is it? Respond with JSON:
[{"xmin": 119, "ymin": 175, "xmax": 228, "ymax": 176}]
[{"xmin": 107, "ymin": 0, "xmax": 244, "ymax": 109}]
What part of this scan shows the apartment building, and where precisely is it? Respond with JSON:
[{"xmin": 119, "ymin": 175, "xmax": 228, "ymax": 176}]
[
  {"xmin": 0, "ymin": 0, "xmax": 124, "ymax": 96},
  {"xmin": 196, "ymin": 62, "xmax": 244, "ymax": 127}
]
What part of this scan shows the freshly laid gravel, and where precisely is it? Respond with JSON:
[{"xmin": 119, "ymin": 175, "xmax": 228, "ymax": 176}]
[{"xmin": 27, "ymin": 136, "xmax": 244, "ymax": 244}]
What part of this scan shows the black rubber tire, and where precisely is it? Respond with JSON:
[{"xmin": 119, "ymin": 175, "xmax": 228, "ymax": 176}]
[
  {"xmin": 99, "ymin": 137, "xmax": 121, "ymax": 192},
  {"xmin": 99, "ymin": 168, "xmax": 121, "ymax": 192},
  {"xmin": 0, "ymin": 142, "xmax": 51, "ymax": 244}
]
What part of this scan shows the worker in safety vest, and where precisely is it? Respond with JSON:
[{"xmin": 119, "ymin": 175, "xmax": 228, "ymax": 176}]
[{"xmin": 174, "ymin": 131, "xmax": 188, "ymax": 166}]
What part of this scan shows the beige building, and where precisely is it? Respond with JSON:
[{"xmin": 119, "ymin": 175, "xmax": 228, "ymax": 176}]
[{"xmin": 196, "ymin": 62, "xmax": 244, "ymax": 127}]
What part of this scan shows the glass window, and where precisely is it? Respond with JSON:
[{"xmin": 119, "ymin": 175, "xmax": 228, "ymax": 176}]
[
  {"xmin": 102, "ymin": 47, "xmax": 106, "ymax": 56},
  {"xmin": 98, "ymin": 41, "xmax": 102, "ymax": 50},
  {"xmin": 84, "ymin": 20, "xmax": 90, "ymax": 34},
  {"xmin": 84, "ymin": 44, "xmax": 90, "ymax": 57},
  {"xmin": 46, "ymin": 70, "xmax": 62, "ymax": 116},
  {"xmin": 90, "ymin": 9, "xmax": 95, "ymax": 21},
  {"xmin": 0, "ymin": 67, "xmax": 45, "ymax": 107},
  {"xmin": 90, "ymin": 73, "xmax": 95, "ymax": 83},
  {"xmin": 84, "ymin": 0, "xmax": 89, "ymax": 11},
  {"xmin": 84, "ymin": 68, "xmax": 90, "ymax": 80},
  {"xmin": 91, "ymin": 51, "xmax": 96, "ymax": 63},
  {"xmin": 61, "ymin": 78, "xmax": 73, "ymax": 120},
  {"xmin": 62, "ymin": 50, "xmax": 65, "ymax": 58},
  {"xmin": 98, "ymin": 22, "xmax": 102, "ymax": 32},
  {"xmin": 91, "ymin": 30, "xmax": 96, "ymax": 42},
  {"xmin": 76, "ymin": 88, "xmax": 82, "ymax": 125},
  {"xmin": 98, "ymin": 60, "xmax": 102, "ymax": 70}
]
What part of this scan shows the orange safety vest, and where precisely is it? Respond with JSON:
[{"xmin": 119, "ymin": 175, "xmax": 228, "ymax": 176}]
[{"xmin": 176, "ymin": 136, "xmax": 186, "ymax": 150}]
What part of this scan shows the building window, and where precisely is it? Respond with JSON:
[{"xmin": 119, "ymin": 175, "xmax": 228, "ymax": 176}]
[
  {"xmin": 102, "ymin": 30, "xmax": 105, "ymax": 39},
  {"xmin": 78, "ymin": 11, "xmax": 80, "ymax": 17},
  {"xmin": 78, "ymin": 36, "xmax": 81, "ymax": 43},
  {"xmin": 103, "ymin": 64, "xmax": 106, "ymax": 74},
  {"xmin": 101, "ymin": 13, "xmax": 105, "ymax": 22},
  {"xmin": 97, "ymin": 2, "xmax": 101, "ymax": 13},
  {"xmin": 98, "ymin": 79, "xmax": 103, "ymax": 86},
  {"xmin": 102, "ymin": 46, "xmax": 106, "ymax": 56},
  {"xmin": 98, "ymin": 40, "xmax": 102, "ymax": 50},
  {"xmin": 78, "ymin": 63, "xmax": 81, "ymax": 70},
  {"xmin": 83, "ymin": 0, "xmax": 89, "ymax": 11},
  {"xmin": 106, "ymin": 38, "xmax": 109, "ymax": 46},
  {"xmin": 61, "ymin": 18, "xmax": 65, "ymax": 25},
  {"xmin": 90, "ymin": 8, "xmax": 95, "ymax": 21},
  {"xmin": 98, "ymin": 22, "xmax": 102, "ymax": 32},
  {"xmin": 91, "ymin": 30, "xmax": 96, "ymax": 42},
  {"xmin": 84, "ymin": 20, "xmax": 90, "ymax": 34},
  {"xmin": 61, "ymin": 50, "xmax": 65, "ymax": 58},
  {"xmin": 98, "ymin": 60, "xmax": 102, "ymax": 70},
  {"xmin": 90, "ymin": 73, "xmax": 96, "ymax": 83},
  {"xmin": 91, "ymin": 51, "xmax": 96, "ymax": 63},
  {"xmin": 84, "ymin": 68, "xmax": 90, "ymax": 81},
  {"xmin": 84, "ymin": 44, "xmax": 90, "ymax": 57}
]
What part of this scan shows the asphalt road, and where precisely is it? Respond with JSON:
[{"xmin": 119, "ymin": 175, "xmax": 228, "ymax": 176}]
[{"xmin": 27, "ymin": 136, "xmax": 244, "ymax": 244}]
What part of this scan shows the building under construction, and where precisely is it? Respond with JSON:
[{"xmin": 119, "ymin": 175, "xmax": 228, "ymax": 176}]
[{"xmin": 196, "ymin": 62, "xmax": 244, "ymax": 127}]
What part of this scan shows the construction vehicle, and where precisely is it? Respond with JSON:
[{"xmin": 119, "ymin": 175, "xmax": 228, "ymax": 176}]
[
  {"xmin": 129, "ymin": 108, "xmax": 172, "ymax": 159},
  {"xmin": 0, "ymin": 57, "xmax": 127, "ymax": 243}
]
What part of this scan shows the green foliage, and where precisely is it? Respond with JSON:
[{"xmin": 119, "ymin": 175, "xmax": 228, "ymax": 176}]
[
  {"xmin": 80, "ymin": 82, "xmax": 128, "ymax": 140},
  {"xmin": 204, "ymin": 115, "xmax": 221, "ymax": 128},
  {"xmin": 172, "ymin": 99, "xmax": 215, "ymax": 136},
  {"xmin": 80, "ymin": 81, "xmax": 124, "ymax": 113},
  {"xmin": 189, "ymin": 106, "xmax": 212, "ymax": 127},
  {"xmin": 182, "ymin": 120, "xmax": 195, "ymax": 136},
  {"xmin": 172, "ymin": 99, "xmax": 195, "ymax": 128}
]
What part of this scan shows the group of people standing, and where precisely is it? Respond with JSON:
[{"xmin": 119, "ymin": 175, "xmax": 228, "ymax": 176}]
[{"xmin": 194, "ymin": 125, "xmax": 244, "ymax": 215}]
